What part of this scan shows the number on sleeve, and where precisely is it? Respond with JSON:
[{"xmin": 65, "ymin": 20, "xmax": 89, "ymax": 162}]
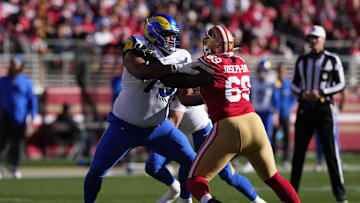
[{"xmin": 205, "ymin": 55, "xmax": 222, "ymax": 64}]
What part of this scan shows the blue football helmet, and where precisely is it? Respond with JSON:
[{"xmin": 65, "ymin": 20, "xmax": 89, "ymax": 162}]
[
  {"xmin": 258, "ymin": 59, "xmax": 272, "ymax": 71},
  {"xmin": 144, "ymin": 14, "xmax": 180, "ymax": 54}
]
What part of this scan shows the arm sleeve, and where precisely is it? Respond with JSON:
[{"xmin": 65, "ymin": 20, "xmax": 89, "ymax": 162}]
[
  {"xmin": 321, "ymin": 55, "xmax": 346, "ymax": 95},
  {"xmin": 291, "ymin": 57, "xmax": 302, "ymax": 96}
]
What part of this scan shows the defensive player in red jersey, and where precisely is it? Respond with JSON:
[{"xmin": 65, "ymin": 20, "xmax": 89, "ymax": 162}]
[{"xmin": 159, "ymin": 25, "xmax": 301, "ymax": 203}]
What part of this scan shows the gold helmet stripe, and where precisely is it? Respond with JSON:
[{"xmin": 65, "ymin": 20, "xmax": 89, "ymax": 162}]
[
  {"xmin": 144, "ymin": 16, "xmax": 171, "ymax": 42},
  {"xmin": 220, "ymin": 25, "xmax": 231, "ymax": 53},
  {"xmin": 216, "ymin": 25, "xmax": 230, "ymax": 53}
]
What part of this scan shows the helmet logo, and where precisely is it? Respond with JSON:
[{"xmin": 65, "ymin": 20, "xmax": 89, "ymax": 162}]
[
  {"xmin": 202, "ymin": 25, "xmax": 234, "ymax": 56},
  {"xmin": 144, "ymin": 14, "xmax": 180, "ymax": 54}
]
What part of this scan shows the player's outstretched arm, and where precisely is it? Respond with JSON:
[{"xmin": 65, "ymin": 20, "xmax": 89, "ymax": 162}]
[
  {"xmin": 160, "ymin": 69, "xmax": 213, "ymax": 88},
  {"xmin": 177, "ymin": 88, "xmax": 204, "ymax": 106},
  {"xmin": 124, "ymin": 50, "xmax": 173, "ymax": 80}
]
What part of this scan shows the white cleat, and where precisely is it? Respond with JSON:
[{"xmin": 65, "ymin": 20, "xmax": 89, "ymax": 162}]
[
  {"xmin": 251, "ymin": 196, "xmax": 267, "ymax": 203},
  {"xmin": 157, "ymin": 180, "xmax": 181, "ymax": 203},
  {"xmin": 177, "ymin": 197, "xmax": 193, "ymax": 203},
  {"xmin": 0, "ymin": 168, "xmax": 3, "ymax": 179},
  {"xmin": 242, "ymin": 162, "xmax": 255, "ymax": 173},
  {"xmin": 314, "ymin": 163, "xmax": 326, "ymax": 172},
  {"xmin": 10, "ymin": 170, "xmax": 22, "ymax": 179},
  {"xmin": 282, "ymin": 161, "xmax": 291, "ymax": 172},
  {"xmin": 8, "ymin": 165, "xmax": 22, "ymax": 179}
]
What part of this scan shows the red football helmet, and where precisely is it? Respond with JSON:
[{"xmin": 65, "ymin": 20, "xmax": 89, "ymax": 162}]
[{"xmin": 203, "ymin": 25, "xmax": 234, "ymax": 56}]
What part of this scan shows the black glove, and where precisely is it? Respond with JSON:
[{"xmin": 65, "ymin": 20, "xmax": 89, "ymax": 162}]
[{"xmin": 133, "ymin": 43, "xmax": 158, "ymax": 63}]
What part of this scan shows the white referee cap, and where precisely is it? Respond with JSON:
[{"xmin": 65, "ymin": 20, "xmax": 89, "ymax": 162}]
[{"xmin": 307, "ymin": 25, "xmax": 326, "ymax": 39}]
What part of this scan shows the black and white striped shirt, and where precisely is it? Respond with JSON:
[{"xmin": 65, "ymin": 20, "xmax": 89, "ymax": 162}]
[{"xmin": 291, "ymin": 50, "xmax": 345, "ymax": 103}]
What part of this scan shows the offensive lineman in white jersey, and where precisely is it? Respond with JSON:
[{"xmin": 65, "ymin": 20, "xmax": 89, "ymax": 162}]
[{"xmin": 84, "ymin": 14, "xmax": 199, "ymax": 203}]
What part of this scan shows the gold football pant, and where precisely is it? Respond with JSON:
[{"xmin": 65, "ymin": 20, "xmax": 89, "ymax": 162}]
[{"xmin": 188, "ymin": 112, "xmax": 277, "ymax": 181}]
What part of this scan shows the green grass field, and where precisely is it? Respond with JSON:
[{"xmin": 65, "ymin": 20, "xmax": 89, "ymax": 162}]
[
  {"xmin": 0, "ymin": 172, "xmax": 359, "ymax": 203},
  {"xmin": 0, "ymin": 153, "xmax": 359, "ymax": 203}
]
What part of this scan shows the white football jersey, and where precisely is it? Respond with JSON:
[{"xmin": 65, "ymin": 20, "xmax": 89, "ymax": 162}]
[
  {"xmin": 170, "ymin": 99, "xmax": 210, "ymax": 135},
  {"xmin": 113, "ymin": 36, "xmax": 192, "ymax": 127}
]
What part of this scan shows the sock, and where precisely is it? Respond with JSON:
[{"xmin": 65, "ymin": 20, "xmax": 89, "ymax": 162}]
[
  {"xmin": 186, "ymin": 176, "xmax": 210, "ymax": 201},
  {"xmin": 170, "ymin": 179, "xmax": 180, "ymax": 189},
  {"xmin": 218, "ymin": 163, "xmax": 257, "ymax": 201},
  {"xmin": 145, "ymin": 163, "xmax": 174, "ymax": 185},
  {"xmin": 200, "ymin": 194, "xmax": 212, "ymax": 203},
  {"xmin": 84, "ymin": 173, "xmax": 103, "ymax": 203},
  {"xmin": 265, "ymin": 172, "xmax": 300, "ymax": 203},
  {"xmin": 179, "ymin": 165, "xmax": 192, "ymax": 199}
]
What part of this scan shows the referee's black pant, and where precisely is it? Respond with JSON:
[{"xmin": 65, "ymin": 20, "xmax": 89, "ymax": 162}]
[{"xmin": 290, "ymin": 101, "xmax": 346, "ymax": 201}]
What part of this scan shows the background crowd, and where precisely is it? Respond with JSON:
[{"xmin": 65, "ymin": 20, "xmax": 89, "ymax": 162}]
[
  {"xmin": 1, "ymin": 0, "xmax": 360, "ymax": 58},
  {"xmin": 0, "ymin": 0, "xmax": 358, "ymax": 182}
]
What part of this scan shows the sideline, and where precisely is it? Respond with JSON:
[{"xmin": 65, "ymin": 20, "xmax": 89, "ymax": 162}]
[{"xmin": 1, "ymin": 163, "xmax": 359, "ymax": 179}]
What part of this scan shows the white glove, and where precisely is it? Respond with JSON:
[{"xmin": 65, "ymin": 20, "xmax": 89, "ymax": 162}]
[{"xmin": 171, "ymin": 63, "xmax": 200, "ymax": 75}]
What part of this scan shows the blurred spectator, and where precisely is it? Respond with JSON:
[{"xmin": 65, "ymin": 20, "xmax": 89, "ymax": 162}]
[
  {"xmin": 75, "ymin": 48, "xmax": 101, "ymax": 122},
  {"xmin": 250, "ymin": 59, "xmax": 276, "ymax": 142},
  {"xmin": 28, "ymin": 102, "xmax": 94, "ymax": 163},
  {"xmin": 111, "ymin": 67, "xmax": 123, "ymax": 103},
  {"xmin": 2, "ymin": 14, "xmax": 31, "ymax": 53},
  {"xmin": 350, "ymin": 38, "xmax": 360, "ymax": 57},
  {"xmin": 0, "ymin": 55, "xmax": 38, "ymax": 179},
  {"xmin": 0, "ymin": 0, "xmax": 358, "ymax": 56},
  {"xmin": 272, "ymin": 63, "xmax": 297, "ymax": 171},
  {"xmin": 50, "ymin": 103, "xmax": 84, "ymax": 159},
  {"xmin": 92, "ymin": 23, "xmax": 114, "ymax": 46},
  {"xmin": 29, "ymin": 28, "xmax": 48, "ymax": 54}
]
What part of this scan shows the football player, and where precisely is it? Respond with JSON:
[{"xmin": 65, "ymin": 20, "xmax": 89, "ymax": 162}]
[
  {"xmin": 250, "ymin": 59, "xmax": 276, "ymax": 144},
  {"xmin": 145, "ymin": 88, "xmax": 266, "ymax": 203},
  {"xmin": 84, "ymin": 14, "xmax": 198, "ymax": 203},
  {"xmin": 159, "ymin": 26, "xmax": 301, "ymax": 203}
]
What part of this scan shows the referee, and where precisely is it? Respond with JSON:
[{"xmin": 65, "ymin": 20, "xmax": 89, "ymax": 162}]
[{"xmin": 291, "ymin": 25, "xmax": 347, "ymax": 203}]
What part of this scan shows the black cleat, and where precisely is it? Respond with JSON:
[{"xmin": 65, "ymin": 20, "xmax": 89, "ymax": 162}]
[{"xmin": 208, "ymin": 197, "xmax": 222, "ymax": 203}]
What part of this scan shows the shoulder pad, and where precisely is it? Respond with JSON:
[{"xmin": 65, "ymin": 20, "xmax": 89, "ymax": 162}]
[
  {"xmin": 123, "ymin": 37, "xmax": 135, "ymax": 53},
  {"xmin": 123, "ymin": 36, "xmax": 148, "ymax": 54}
]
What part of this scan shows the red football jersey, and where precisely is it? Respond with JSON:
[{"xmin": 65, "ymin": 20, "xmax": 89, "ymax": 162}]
[{"xmin": 198, "ymin": 54, "xmax": 254, "ymax": 123}]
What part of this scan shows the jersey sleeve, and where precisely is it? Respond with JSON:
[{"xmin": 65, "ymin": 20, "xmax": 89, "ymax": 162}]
[
  {"xmin": 183, "ymin": 49, "xmax": 192, "ymax": 64},
  {"xmin": 123, "ymin": 36, "xmax": 153, "ymax": 60},
  {"xmin": 123, "ymin": 36, "xmax": 136, "ymax": 54},
  {"xmin": 197, "ymin": 55, "xmax": 217, "ymax": 74}
]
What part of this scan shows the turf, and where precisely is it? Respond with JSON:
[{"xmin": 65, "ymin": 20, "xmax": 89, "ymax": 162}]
[
  {"xmin": 0, "ymin": 171, "xmax": 359, "ymax": 203},
  {"xmin": 0, "ymin": 153, "xmax": 358, "ymax": 202}
]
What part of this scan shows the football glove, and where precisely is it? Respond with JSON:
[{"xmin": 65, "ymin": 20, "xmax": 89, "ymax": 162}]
[
  {"xmin": 133, "ymin": 43, "xmax": 158, "ymax": 60},
  {"xmin": 170, "ymin": 62, "xmax": 200, "ymax": 75}
]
